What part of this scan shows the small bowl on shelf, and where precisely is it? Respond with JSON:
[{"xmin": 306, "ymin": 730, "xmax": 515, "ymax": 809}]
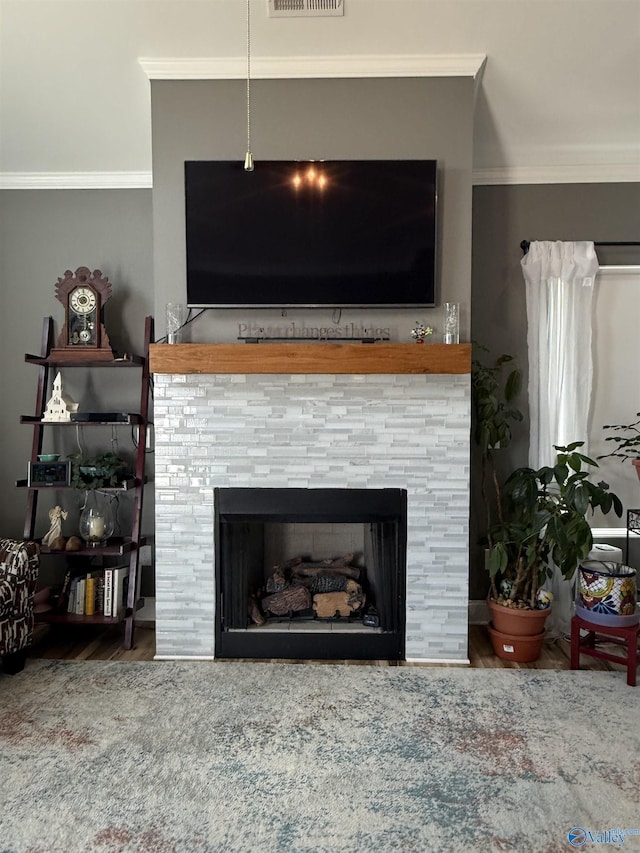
[{"xmin": 37, "ymin": 454, "xmax": 60, "ymax": 463}]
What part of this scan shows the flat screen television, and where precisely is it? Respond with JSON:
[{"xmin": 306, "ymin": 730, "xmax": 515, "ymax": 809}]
[{"xmin": 185, "ymin": 159, "xmax": 437, "ymax": 309}]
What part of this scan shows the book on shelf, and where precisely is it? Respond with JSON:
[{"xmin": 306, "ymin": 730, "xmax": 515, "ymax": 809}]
[
  {"xmin": 84, "ymin": 570, "xmax": 104, "ymax": 615},
  {"xmin": 67, "ymin": 577, "xmax": 78, "ymax": 614},
  {"xmin": 85, "ymin": 575, "xmax": 95, "ymax": 616},
  {"xmin": 111, "ymin": 566, "xmax": 130, "ymax": 620},
  {"xmin": 104, "ymin": 565, "xmax": 129, "ymax": 618},
  {"xmin": 75, "ymin": 577, "xmax": 86, "ymax": 615},
  {"xmin": 104, "ymin": 568, "xmax": 113, "ymax": 617},
  {"xmin": 95, "ymin": 576, "xmax": 104, "ymax": 615}
]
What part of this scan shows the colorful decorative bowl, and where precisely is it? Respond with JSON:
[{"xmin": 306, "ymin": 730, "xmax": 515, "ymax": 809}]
[
  {"xmin": 37, "ymin": 453, "xmax": 60, "ymax": 462},
  {"xmin": 577, "ymin": 560, "xmax": 637, "ymax": 618}
]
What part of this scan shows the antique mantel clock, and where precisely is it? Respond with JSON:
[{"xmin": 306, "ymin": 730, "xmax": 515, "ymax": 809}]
[{"xmin": 49, "ymin": 267, "xmax": 115, "ymax": 361}]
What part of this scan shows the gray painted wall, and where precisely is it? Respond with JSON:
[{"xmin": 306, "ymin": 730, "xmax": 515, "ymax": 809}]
[
  {"xmin": 469, "ymin": 182, "xmax": 640, "ymax": 598},
  {"xmin": 0, "ymin": 189, "xmax": 154, "ymax": 586},
  {"xmin": 150, "ymin": 77, "xmax": 475, "ymax": 343}
]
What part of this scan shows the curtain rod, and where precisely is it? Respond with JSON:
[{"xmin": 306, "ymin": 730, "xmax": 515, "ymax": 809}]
[{"xmin": 520, "ymin": 240, "xmax": 640, "ymax": 255}]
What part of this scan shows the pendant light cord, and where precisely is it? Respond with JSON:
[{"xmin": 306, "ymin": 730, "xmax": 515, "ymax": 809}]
[{"xmin": 244, "ymin": 0, "xmax": 254, "ymax": 170}]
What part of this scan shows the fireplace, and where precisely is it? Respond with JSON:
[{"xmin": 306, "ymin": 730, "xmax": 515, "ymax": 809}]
[
  {"xmin": 150, "ymin": 344, "xmax": 471, "ymax": 664},
  {"xmin": 215, "ymin": 487, "xmax": 407, "ymax": 660}
]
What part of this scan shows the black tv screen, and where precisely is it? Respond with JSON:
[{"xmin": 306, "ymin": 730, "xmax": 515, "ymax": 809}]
[{"xmin": 185, "ymin": 159, "xmax": 437, "ymax": 309}]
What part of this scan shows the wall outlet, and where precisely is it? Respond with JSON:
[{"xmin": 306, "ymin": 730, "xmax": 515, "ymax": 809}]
[{"xmin": 139, "ymin": 544, "xmax": 153, "ymax": 566}]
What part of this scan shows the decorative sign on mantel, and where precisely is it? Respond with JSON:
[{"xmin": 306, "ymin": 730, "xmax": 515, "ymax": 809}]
[{"xmin": 237, "ymin": 321, "xmax": 392, "ymax": 343}]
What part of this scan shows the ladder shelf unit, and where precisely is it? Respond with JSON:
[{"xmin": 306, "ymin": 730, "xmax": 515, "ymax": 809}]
[{"xmin": 20, "ymin": 315, "xmax": 153, "ymax": 650}]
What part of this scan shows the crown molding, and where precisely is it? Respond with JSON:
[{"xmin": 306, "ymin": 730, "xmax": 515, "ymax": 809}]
[
  {"xmin": 2, "ymin": 162, "xmax": 637, "ymax": 191},
  {"xmin": 473, "ymin": 163, "xmax": 640, "ymax": 186},
  {"xmin": 0, "ymin": 172, "xmax": 153, "ymax": 190},
  {"xmin": 138, "ymin": 53, "xmax": 487, "ymax": 81}
]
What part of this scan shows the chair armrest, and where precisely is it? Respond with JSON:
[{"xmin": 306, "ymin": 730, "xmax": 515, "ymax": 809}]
[{"xmin": 0, "ymin": 539, "xmax": 39, "ymax": 589}]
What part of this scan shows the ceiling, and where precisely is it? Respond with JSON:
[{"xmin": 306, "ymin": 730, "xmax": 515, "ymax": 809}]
[{"xmin": 0, "ymin": 0, "xmax": 638, "ymax": 187}]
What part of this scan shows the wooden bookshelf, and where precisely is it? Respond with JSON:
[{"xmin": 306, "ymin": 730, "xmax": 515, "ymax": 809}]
[{"xmin": 21, "ymin": 316, "xmax": 153, "ymax": 650}]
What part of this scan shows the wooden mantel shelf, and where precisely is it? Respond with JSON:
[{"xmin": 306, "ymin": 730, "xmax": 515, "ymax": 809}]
[{"xmin": 149, "ymin": 342, "xmax": 471, "ymax": 375}]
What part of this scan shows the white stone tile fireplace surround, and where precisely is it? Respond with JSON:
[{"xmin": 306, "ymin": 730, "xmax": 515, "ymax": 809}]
[{"xmin": 151, "ymin": 344, "xmax": 471, "ymax": 664}]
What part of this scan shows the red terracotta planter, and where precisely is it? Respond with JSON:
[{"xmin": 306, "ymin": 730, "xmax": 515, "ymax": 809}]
[
  {"xmin": 487, "ymin": 597, "xmax": 552, "ymax": 637},
  {"xmin": 487, "ymin": 625, "xmax": 546, "ymax": 663}
]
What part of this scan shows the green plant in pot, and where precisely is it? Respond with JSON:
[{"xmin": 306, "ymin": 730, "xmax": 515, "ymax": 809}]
[
  {"xmin": 68, "ymin": 452, "xmax": 130, "ymax": 490},
  {"xmin": 486, "ymin": 442, "xmax": 623, "ymax": 660},
  {"xmin": 599, "ymin": 412, "xmax": 640, "ymax": 480}
]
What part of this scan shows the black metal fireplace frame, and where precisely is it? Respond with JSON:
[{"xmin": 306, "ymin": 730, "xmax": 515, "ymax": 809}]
[{"xmin": 214, "ymin": 487, "xmax": 407, "ymax": 661}]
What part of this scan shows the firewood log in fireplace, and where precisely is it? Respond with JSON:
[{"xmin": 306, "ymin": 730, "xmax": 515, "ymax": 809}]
[
  {"xmin": 327, "ymin": 552, "xmax": 355, "ymax": 567},
  {"xmin": 248, "ymin": 594, "xmax": 266, "ymax": 625},
  {"xmin": 313, "ymin": 585, "xmax": 366, "ymax": 619},
  {"xmin": 264, "ymin": 554, "xmax": 361, "ymax": 595},
  {"xmin": 292, "ymin": 563, "xmax": 361, "ymax": 581},
  {"xmin": 271, "ymin": 553, "xmax": 357, "ymax": 575},
  {"xmin": 261, "ymin": 584, "xmax": 312, "ymax": 617},
  {"xmin": 293, "ymin": 571, "xmax": 362, "ymax": 594},
  {"xmin": 265, "ymin": 566, "xmax": 288, "ymax": 594}
]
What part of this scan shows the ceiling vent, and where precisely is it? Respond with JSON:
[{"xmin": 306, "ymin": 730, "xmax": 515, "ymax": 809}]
[{"xmin": 268, "ymin": 0, "xmax": 344, "ymax": 17}]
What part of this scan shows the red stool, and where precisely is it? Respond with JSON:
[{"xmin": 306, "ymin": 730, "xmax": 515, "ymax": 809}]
[{"xmin": 571, "ymin": 613, "xmax": 639, "ymax": 686}]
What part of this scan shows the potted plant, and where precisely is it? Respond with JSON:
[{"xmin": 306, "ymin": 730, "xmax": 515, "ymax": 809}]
[
  {"xmin": 486, "ymin": 442, "xmax": 623, "ymax": 661},
  {"xmin": 68, "ymin": 452, "xmax": 130, "ymax": 490},
  {"xmin": 471, "ymin": 349, "xmax": 523, "ymax": 550},
  {"xmin": 599, "ymin": 413, "xmax": 640, "ymax": 480}
]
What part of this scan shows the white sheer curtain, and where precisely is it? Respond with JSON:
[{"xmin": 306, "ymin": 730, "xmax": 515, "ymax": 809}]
[
  {"xmin": 521, "ymin": 240, "xmax": 600, "ymax": 634},
  {"xmin": 521, "ymin": 241, "xmax": 599, "ymax": 467}
]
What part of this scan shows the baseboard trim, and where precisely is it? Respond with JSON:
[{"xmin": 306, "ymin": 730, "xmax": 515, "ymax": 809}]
[{"xmin": 154, "ymin": 655, "xmax": 215, "ymax": 661}]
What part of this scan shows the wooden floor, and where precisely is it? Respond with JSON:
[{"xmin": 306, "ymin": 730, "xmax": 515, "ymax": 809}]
[{"xmin": 25, "ymin": 621, "xmax": 635, "ymax": 677}]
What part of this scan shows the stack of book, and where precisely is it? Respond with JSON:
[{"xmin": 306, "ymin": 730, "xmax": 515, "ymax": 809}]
[{"xmin": 61, "ymin": 565, "xmax": 129, "ymax": 618}]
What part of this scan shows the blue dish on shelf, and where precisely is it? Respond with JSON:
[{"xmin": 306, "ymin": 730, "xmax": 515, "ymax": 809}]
[{"xmin": 37, "ymin": 454, "xmax": 60, "ymax": 463}]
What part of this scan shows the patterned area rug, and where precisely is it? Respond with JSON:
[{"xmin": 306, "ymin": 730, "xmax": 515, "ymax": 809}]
[{"xmin": 1, "ymin": 660, "xmax": 639, "ymax": 853}]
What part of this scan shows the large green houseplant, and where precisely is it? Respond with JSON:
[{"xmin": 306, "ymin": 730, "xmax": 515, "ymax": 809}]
[
  {"xmin": 485, "ymin": 442, "xmax": 623, "ymax": 661},
  {"xmin": 487, "ymin": 442, "xmax": 623, "ymax": 609},
  {"xmin": 472, "ymin": 350, "xmax": 624, "ymax": 660}
]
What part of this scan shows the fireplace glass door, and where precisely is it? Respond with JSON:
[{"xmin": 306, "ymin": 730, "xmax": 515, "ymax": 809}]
[{"xmin": 214, "ymin": 488, "xmax": 407, "ymax": 660}]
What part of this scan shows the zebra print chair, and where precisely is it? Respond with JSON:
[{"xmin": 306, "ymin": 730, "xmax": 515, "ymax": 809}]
[{"xmin": 0, "ymin": 539, "xmax": 39, "ymax": 674}]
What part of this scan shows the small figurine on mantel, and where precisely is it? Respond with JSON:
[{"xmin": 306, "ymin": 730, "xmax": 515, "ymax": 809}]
[
  {"xmin": 410, "ymin": 322, "xmax": 433, "ymax": 344},
  {"xmin": 41, "ymin": 372, "xmax": 79, "ymax": 422},
  {"xmin": 42, "ymin": 505, "xmax": 68, "ymax": 549}
]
